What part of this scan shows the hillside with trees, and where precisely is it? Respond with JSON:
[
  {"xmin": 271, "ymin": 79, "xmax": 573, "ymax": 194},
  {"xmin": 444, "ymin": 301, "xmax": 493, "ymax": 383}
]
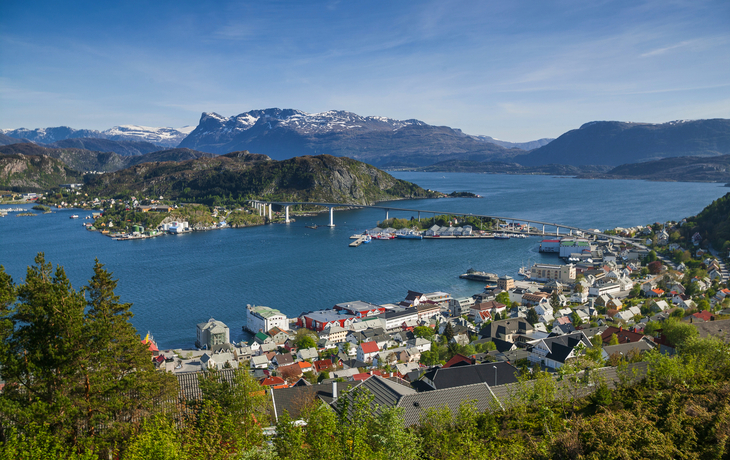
[
  {"xmin": 682, "ymin": 192, "xmax": 730, "ymax": 251},
  {"xmin": 83, "ymin": 153, "xmax": 439, "ymax": 206}
]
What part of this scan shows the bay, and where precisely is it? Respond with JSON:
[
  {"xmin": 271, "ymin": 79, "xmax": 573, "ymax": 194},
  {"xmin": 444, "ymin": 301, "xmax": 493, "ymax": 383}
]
[{"xmin": 1, "ymin": 173, "xmax": 726, "ymax": 349}]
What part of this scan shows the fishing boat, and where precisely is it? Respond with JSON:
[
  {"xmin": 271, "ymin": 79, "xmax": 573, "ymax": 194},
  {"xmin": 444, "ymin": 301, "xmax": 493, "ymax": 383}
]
[{"xmin": 396, "ymin": 229, "xmax": 423, "ymax": 240}]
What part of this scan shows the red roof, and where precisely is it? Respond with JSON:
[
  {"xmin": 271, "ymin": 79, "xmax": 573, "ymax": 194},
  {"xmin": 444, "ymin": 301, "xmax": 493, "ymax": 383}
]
[
  {"xmin": 360, "ymin": 341, "xmax": 380, "ymax": 354},
  {"xmin": 692, "ymin": 310, "xmax": 715, "ymax": 322},
  {"xmin": 443, "ymin": 354, "xmax": 474, "ymax": 369},
  {"xmin": 651, "ymin": 289, "xmax": 665, "ymax": 296},
  {"xmin": 260, "ymin": 376, "xmax": 286, "ymax": 387},
  {"xmin": 141, "ymin": 338, "xmax": 158, "ymax": 352},
  {"xmin": 314, "ymin": 359, "xmax": 333, "ymax": 372},
  {"xmin": 352, "ymin": 373, "xmax": 371, "ymax": 381}
]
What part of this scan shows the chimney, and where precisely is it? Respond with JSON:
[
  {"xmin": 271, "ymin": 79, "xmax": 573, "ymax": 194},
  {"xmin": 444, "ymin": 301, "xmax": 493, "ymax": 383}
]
[
  {"xmin": 332, "ymin": 381, "xmax": 338, "ymax": 400},
  {"xmin": 619, "ymin": 325, "xmax": 623, "ymax": 332}
]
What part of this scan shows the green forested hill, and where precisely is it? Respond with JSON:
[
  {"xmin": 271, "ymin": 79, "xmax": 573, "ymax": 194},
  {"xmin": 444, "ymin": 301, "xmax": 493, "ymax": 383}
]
[
  {"xmin": 684, "ymin": 192, "xmax": 730, "ymax": 251},
  {"xmin": 83, "ymin": 152, "xmax": 438, "ymax": 205},
  {"xmin": 0, "ymin": 153, "xmax": 83, "ymax": 191}
]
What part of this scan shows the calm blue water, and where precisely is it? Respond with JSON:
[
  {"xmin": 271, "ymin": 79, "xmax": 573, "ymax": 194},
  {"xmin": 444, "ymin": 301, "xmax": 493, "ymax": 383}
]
[{"xmin": 1, "ymin": 173, "xmax": 727, "ymax": 349}]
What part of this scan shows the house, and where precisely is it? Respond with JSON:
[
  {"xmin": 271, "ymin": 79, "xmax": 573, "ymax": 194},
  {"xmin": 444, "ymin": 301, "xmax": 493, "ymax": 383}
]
[
  {"xmin": 606, "ymin": 298, "xmax": 623, "ymax": 311},
  {"xmin": 448, "ymin": 296, "xmax": 475, "ymax": 316},
  {"xmin": 319, "ymin": 324, "xmax": 348, "ymax": 343},
  {"xmin": 268, "ymin": 328, "xmax": 292, "ymax": 345},
  {"xmin": 526, "ymin": 331, "xmax": 593, "ymax": 370},
  {"xmin": 420, "ymin": 362, "xmax": 520, "ymax": 389},
  {"xmin": 297, "ymin": 347, "xmax": 319, "ymax": 361},
  {"xmin": 260, "ymin": 376, "xmax": 287, "ymax": 388},
  {"xmin": 299, "ymin": 309, "xmax": 358, "ymax": 331},
  {"xmin": 649, "ymin": 299, "xmax": 670, "ymax": 312},
  {"xmin": 479, "ymin": 318, "xmax": 533, "ymax": 344},
  {"xmin": 470, "ymin": 301, "xmax": 506, "ymax": 319},
  {"xmin": 250, "ymin": 355, "xmax": 270, "ymax": 369},
  {"xmin": 200, "ymin": 352, "xmax": 238, "ymax": 370},
  {"xmin": 403, "ymin": 290, "xmax": 429, "ymax": 307},
  {"xmin": 406, "ymin": 337, "xmax": 432, "ymax": 352},
  {"xmin": 522, "ymin": 292, "xmax": 550, "ymax": 307},
  {"xmin": 272, "ymin": 353, "xmax": 294, "ymax": 367},
  {"xmin": 600, "ymin": 326, "xmax": 651, "ymax": 345},
  {"xmin": 357, "ymin": 341, "xmax": 380, "ymax": 363},
  {"xmin": 647, "ymin": 288, "xmax": 665, "ymax": 298},
  {"xmin": 416, "ymin": 302, "xmax": 441, "ymax": 321},
  {"xmin": 313, "ymin": 359, "xmax": 334, "ymax": 373},
  {"xmin": 195, "ymin": 318, "xmax": 230, "ymax": 350}
]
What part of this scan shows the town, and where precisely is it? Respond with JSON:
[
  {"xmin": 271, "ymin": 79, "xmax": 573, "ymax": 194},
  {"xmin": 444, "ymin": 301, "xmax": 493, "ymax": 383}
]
[{"xmin": 139, "ymin": 217, "xmax": 730, "ymax": 429}]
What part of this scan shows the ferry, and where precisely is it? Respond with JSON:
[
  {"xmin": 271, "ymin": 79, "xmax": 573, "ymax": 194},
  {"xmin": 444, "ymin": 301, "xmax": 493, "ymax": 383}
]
[{"xmin": 459, "ymin": 268, "xmax": 499, "ymax": 283}]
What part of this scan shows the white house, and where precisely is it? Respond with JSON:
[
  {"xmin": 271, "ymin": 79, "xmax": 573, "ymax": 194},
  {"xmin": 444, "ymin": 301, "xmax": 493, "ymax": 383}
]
[{"xmin": 357, "ymin": 341, "xmax": 380, "ymax": 363}]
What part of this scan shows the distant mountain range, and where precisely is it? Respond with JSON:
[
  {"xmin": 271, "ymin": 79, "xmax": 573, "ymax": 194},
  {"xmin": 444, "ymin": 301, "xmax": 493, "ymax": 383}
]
[
  {"xmin": 517, "ymin": 119, "xmax": 730, "ymax": 166},
  {"xmin": 0, "ymin": 143, "xmax": 213, "ymax": 173},
  {"xmin": 177, "ymin": 109, "xmax": 527, "ymax": 166},
  {"xmin": 1, "ymin": 125, "xmax": 194, "ymax": 148},
  {"xmin": 579, "ymin": 154, "xmax": 730, "ymax": 182},
  {"xmin": 471, "ymin": 135, "xmax": 554, "ymax": 151},
  {"xmin": 3, "ymin": 111, "xmax": 730, "ymax": 175}
]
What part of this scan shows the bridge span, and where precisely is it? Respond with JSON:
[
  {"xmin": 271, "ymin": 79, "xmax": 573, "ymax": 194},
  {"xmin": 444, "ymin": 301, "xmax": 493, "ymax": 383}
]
[{"xmin": 248, "ymin": 200, "xmax": 643, "ymax": 248}]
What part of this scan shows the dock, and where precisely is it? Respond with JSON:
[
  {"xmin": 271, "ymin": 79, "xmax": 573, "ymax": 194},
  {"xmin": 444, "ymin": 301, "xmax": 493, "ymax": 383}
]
[{"xmin": 349, "ymin": 236, "xmax": 367, "ymax": 247}]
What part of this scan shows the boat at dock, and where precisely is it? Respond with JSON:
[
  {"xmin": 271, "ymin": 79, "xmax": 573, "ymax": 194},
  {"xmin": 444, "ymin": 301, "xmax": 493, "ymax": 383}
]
[
  {"xmin": 396, "ymin": 229, "xmax": 423, "ymax": 239},
  {"xmin": 494, "ymin": 233, "xmax": 510, "ymax": 239},
  {"xmin": 459, "ymin": 268, "xmax": 499, "ymax": 283},
  {"xmin": 349, "ymin": 235, "xmax": 371, "ymax": 247}
]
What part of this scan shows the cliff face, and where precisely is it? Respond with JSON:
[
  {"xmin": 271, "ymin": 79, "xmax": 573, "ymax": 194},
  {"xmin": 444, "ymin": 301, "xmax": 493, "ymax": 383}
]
[
  {"xmin": 83, "ymin": 153, "xmax": 436, "ymax": 205},
  {"xmin": 0, "ymin": 153, "xmax": 83, "ymax": 191}
]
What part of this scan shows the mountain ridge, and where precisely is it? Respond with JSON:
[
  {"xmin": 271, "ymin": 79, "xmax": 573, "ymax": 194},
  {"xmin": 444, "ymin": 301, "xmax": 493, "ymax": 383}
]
[{"xmin": 517, "ymin": 119, "xmax": 730, "ymax": 166}]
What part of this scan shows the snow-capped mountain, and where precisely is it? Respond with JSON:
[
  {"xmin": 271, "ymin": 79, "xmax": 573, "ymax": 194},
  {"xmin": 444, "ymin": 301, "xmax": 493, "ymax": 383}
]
[
  {"xmin": 0, "ymin": 126, "xmax": 102, "ymax": 144},
  {"xmin": 102, "ymin": 125, "xmax": 194, "ymax": 148},
  {"xmin": 1, "ymin": 125, "xmax": 194, "ymax": 148},
  {"xmin": 178, "ymin": 108, "xmax": 522, "ymax": 165}
]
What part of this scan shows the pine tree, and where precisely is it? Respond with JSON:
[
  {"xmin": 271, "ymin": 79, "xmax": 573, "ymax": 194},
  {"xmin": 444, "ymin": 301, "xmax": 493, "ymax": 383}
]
[
  {"xmin": 81, "ymin": 259, "xmax": 176, "ymax": 452},
  {"xmin": 0, "ymin": 253, "xmax": 87, "ymax": 445},
  {"xmin": 0, "ymin": 255, "xmax": 176, "ymax": 455}
]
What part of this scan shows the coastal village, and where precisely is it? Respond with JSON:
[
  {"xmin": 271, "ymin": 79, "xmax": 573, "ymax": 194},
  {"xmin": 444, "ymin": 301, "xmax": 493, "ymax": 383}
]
[{"xmin": 136, "ymin": 218, "xmax": 730, "ymax": 428}]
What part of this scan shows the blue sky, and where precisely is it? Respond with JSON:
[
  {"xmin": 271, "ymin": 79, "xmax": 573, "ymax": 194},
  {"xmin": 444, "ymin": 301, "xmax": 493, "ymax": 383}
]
[{"xmin": 1, "ymin": 0, "xmax": 729, "ymax": 141}]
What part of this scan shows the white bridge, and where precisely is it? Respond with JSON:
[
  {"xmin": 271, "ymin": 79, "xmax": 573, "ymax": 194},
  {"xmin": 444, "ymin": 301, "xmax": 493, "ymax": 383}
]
[{"xmin": 248, "ymin": 200, "xmax": 644, "ymax": 247}]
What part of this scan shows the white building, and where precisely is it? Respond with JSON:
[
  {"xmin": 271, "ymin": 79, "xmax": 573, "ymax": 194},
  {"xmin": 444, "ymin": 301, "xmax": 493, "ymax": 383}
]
[{"xmin": 245, "ymin": 305, "xmax": 289, "ymax": 333}]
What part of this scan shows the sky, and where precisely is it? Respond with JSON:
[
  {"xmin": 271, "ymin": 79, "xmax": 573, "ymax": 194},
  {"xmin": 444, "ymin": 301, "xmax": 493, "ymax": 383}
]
[{"xmin": 1, "ymin": 0, "xmax": 729, "ymax": 141}]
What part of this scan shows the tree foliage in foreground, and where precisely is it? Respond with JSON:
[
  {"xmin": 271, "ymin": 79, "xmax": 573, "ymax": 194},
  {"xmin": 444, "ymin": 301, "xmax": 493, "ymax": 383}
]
[{"xmin": 0, "ymin": 254, "xmax": 176, "ymax": 457}]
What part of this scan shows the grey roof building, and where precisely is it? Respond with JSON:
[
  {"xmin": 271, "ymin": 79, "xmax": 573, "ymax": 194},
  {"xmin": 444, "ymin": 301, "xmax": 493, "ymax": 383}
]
[
  {"xmin": 421, "ymin": 362, "xmax": 520, "ymax": 390},
  {"xmin": 196, "ymin": 318, "xmax": 230, "ymax": 350}
]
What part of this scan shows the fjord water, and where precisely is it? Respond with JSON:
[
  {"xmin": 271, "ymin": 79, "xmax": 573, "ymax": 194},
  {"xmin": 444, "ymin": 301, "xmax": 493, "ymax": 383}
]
[{"xmin": 1, "ymin": 173, "xmax": 727, "ymax": 349}]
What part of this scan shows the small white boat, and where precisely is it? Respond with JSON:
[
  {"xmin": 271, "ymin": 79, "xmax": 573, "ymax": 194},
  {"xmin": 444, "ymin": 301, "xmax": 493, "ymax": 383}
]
[{"xmin": 70, "ymin": 214, "xmax": 79, "ymax": 219}]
